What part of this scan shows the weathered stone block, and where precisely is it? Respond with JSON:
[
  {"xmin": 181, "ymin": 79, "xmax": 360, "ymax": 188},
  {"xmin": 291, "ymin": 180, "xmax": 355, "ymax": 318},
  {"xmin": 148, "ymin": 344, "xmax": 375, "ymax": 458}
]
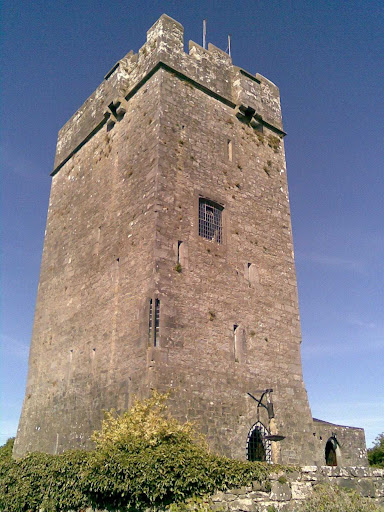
[
  {"xmin": 211, "ymin": 502, "xmax": 229, "ymax": 511},
  {"xmin": 270, "ymin": 482, "xmax": 292, "ymax": 501},
  {"xmin": 223, "ymin": 494, "xmax": 238, "ymax": 502},
  {"xmin": 228, "ymin": 498, "xmax": 256, "ymax": 512},
  {"xmin": 336, "ymin": 477, "xmax": 357, "ymax": 490},
  {"xmin": 321, "ymin": 465, "xmax": 349, "ymax": 477},
  {"xmin": 247, "ymin": 491, "xmax": 270, "ymax": 501},
  {"xmin": 374, "ymin": 477, "xmax": 384, "ymax": 497},
  {"xmin": 357, "ymin": 478, "xmax": 376, "ymax": 498},
  {"xmin": 301, "ymin": 466, "xmax": 318, "ymax": 473},
  {"xmin": 286, "ymin": 470, "xmax": 300, "ymax": 482},
  {"xmin": 350, "ymin": 466, "xmax": 371, "ymax": 477},
  {"xmin": 291, "ymin": 482, "xmax": 312, "ymax": 500}
]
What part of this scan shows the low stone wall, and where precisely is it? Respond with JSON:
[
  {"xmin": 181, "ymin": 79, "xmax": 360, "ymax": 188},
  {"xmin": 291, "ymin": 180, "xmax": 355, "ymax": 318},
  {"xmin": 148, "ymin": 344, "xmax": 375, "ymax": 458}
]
[{"xmin": 210, "ymin": 466, "xmax": 384, "ymax": 511}]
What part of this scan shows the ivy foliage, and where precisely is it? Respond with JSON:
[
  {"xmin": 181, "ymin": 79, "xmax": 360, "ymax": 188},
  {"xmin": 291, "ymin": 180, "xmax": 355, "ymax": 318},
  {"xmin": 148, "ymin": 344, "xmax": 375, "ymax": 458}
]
[
  {"xmin": 0, "ymin": 440, "xmax": 89, "ymax": 511},
  {"xmin": 368, "ymin": 433, "xmax": 384, "ymax": 468},
  {"xmin": 0, "ymin": 393, "xmax": 270, "ymax": 511}
]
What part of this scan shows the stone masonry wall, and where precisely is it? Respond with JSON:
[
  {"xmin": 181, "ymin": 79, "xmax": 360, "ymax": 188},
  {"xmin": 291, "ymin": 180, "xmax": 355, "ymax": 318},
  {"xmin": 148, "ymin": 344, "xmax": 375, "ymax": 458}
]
[
  {"xmin": 14, "ymin": 13, "xmax": 366, "ymax": 468},
  {"xmin": 149, "ymin": 64, "xmax": 315, "ymax": 464},
  {"xmin": 210, "ymin": 466, "xmax": 384, "ymax": 511},
  {"xmin": 312, "ymin": 419, "xmax": 368, "ymax": 467},
  {"xmin": 14, "ymin": 59, "xmax": 163, "ymax": 457}
]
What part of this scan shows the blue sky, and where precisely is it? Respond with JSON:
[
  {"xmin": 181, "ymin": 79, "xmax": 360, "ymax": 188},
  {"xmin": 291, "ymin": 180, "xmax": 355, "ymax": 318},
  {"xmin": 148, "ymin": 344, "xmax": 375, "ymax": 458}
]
[{"xmin": 1, "ymin": 0, "xmax": 383, "ymax": 448}]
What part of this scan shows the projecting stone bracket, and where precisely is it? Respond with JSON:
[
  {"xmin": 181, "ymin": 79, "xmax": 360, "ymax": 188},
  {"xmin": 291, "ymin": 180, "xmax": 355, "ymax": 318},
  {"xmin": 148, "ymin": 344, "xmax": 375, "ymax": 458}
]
[
  {"xmin": 235, "ymin": 104, "xmax": 264, "ymax": 132},
  {"xmin": 105, "ymin": 97, "xmax": 129, "ymax": 131}
]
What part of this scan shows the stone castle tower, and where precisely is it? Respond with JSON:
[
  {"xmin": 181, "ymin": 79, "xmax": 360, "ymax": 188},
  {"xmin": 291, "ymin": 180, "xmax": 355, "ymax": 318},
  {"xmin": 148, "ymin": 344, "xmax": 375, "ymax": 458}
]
[{"xmin": 14, "ymin": 15, "xmax": 367, "ymax": 466}]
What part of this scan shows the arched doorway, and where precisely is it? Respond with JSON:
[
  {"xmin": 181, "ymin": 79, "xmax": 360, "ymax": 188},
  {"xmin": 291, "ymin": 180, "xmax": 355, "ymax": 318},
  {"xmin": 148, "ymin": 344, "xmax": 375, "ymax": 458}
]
[
  {"xmin": 325, "ymin": 437, "xmax": 339, "ymax": 466},
  {"xmin": 246, "ymin": 422, "xmax": 271, "ymax": 463}
]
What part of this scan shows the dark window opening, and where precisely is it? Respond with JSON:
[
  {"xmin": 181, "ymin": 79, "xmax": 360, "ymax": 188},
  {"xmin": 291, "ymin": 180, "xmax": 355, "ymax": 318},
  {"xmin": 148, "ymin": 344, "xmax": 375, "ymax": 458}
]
[
  {"xmin": 199, "ymin": 198, "xmax": 223, "ymax": 243},
  {"xmin": 177, "ymin": 241, "xmax": 182, "ymax": 263},
  {"xmin": 247, "ymin": 422, "xmax": 271, "ymax": 463},
  {"xmin": 107, "ymin": 120, "xmax": 115, "ymax": 132},
  {"xmin": 148, "ymin": 299, "xmax": 153, "ymax": 343},
  {"xmin": 154, "ymin": 298, "xmax": 160, "ymax": 347},
  {"xmin": 248, "ymin": 429, "xmax": 266, "ymax": 461},
  {"xmin": 325, "ymin": 437, "xmax": 338, "ymax": 466}
]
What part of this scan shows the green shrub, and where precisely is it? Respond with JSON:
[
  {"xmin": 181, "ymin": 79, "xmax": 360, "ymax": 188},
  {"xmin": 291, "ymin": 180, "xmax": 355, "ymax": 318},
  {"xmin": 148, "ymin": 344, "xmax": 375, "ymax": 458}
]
[
  {"xmin": 86, "ymin": 392, "xmax": 270, "ymax": 510},
  {"xmin": 295, "ymin": 484, "xmax": 383, "ymax": 512},
  {"xmin": 0, "ymin": 393, "xmax": 272, "ymax": 511},
  {"xmin": 368, "ymin": 433, "xmax": 384, "ymax": 467},
  {"xmin": 0, "ymin": 439, "xmax": 90, "ymax": 511},
  {"xmin": 84, "ymin": 439, "xmax": 269, "ymax": 510},
  {"xmin": 0, "ymin": 437, "xmax": 14, "ymax": 460},
  {"xmin": 91, "ymin": 391, "xmax": 207, "ymax": 452}
]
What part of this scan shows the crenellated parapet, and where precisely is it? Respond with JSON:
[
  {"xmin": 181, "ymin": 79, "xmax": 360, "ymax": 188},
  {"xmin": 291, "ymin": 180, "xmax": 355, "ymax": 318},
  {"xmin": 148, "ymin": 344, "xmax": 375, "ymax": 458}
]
[{"xmin": 53, "ymin": 14, "xmax": 284, "ymax": 175}]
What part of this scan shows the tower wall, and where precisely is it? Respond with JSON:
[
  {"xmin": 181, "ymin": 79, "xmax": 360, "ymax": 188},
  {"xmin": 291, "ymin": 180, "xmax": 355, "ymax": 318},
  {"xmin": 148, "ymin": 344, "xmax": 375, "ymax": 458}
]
[
  {"xmin": 13, "ymin": 66, "xmax": 163, "ymax": 457},
  {"xmin": 150, "ymin": 65, "xmax": 315, "ymax": 463},
  {"xmin": 15, "ymin": 14, "xmax": 328, "ymax": 464}
]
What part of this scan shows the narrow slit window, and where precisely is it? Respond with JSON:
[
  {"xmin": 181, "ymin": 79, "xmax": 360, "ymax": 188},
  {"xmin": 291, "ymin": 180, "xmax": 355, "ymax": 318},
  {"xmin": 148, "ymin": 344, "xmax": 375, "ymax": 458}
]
[
  {"xmin": 148, "ymin": 299, "xmax": 153, "ymax": 343},
  {"xmin": 177, "ymin": 241, "xmax": 182, "ymax": 263},
  {"xmin": 233, "ymin": 324, "xmax": 239, "ymax": 361},
  {"xmin": 247, "ymin": 262, "xmax": 258, "ymax": 285},
  {"xmin": 227, "ymin": 139, "xmax": 233, "ymax": 162},
  {"xmin": 94, "ymin": 226, "xmax": 102, "ymax": 256},
  {"xmin": 199, "ymin": 198, "xmax": 223, "ymax": 243},
  {"xmin": 154, "ymin": 298, "xmax": 160, "ymax": 347},
  {"xmin": 234, "ymin": 324, "xmax": 246, "ymax": 362}
]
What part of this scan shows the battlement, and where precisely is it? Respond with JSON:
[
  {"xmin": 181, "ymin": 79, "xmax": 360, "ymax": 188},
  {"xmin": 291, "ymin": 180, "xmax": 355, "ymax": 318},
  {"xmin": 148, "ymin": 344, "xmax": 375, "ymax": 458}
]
[{"xmin": 53, "ymin": 14, "xmax": 284, "ymax": 175}]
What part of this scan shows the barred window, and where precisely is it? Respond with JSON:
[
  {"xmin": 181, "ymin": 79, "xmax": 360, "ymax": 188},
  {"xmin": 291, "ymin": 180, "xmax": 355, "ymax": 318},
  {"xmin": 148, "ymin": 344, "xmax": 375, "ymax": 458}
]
[
  {"xmin": 246, "ymin": 422, "xmax": 272, "ymax": 463},
  {"xmin": 149, "ymin": 298, "xmax": 160, "ymax": 347},
  {"xmin": 154, "ymin": 298, "xmax": 160, "ymax": 347},
  {"xmin": 148, "ymin": 299, "xmax": 153, "ymax": 343},
  {"xmin": 198, "ymin": 199, "xmax": 223, "ymax": 243}
]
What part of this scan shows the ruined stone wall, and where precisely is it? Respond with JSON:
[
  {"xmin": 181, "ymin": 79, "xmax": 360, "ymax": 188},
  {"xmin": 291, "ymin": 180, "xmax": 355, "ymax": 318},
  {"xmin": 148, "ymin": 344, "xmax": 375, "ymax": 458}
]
[
  {"xmin": 312, "ymin": 419, "xmax": 368, "ymax": 467},
  {"xmin": 210, "ymin": 466, "xmax": 384, "ymax": 511},
  {"xmin": 28, "ymin": 466, "xmax": 384, "ymax": 511}
]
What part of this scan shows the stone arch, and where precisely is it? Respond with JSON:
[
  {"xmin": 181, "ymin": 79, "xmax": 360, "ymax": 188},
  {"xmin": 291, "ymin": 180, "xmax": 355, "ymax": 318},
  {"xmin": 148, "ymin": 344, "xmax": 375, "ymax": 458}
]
[
  {"xmin": 246, "ymin": 422, "xmax": 271, "ymax": 463},
  {"xmin": 325, "ymin": 436, "xmax": 341, "ymax": 466}
]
